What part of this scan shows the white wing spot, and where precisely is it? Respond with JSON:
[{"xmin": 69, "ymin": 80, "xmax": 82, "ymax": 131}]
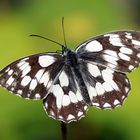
[
  {"xmin": 104, "ymin": 50, "xmax": 118, "ymax": 57},
  {"xmin": 67, "ymin": 114, "xmax": 75, "ymax": 120},
  {"xmin": 137, "ymin": 53, "xmax": 140, "ymax": 58},
  {"xmin": 92, "ymin": 102, "xmax": 100, "ymax": 106},
  {"xmin": 84, "ymin": 106, "xmax": 88, "ymax": 110},
  {"xmin": 88, "ymin": 85, "xmax": 97, "ymax": 100},
  {"xmin": 109, "ymin": 80, "xmax": 119, "ymax": 91},
  {"xmin": 39, "ymin": 72, "xmax": 50, "ymax": 86},
  {"xmin": 29, "ymin": 79, "xmax": 37, "ymax": 90},
  {"xmin": 17, "ymin": 90, "xmax": 22, "ymax": 95},
  {"xmin": 125, "ymin": 87, "xmax": 129, "ymax": 92},
  {"xmin": 107, "ymin": 63, "xmax": 116, "ymax": 68},
  {"xmin": 17, "ymin": 61, "xmax": 26, "ymax": 67},
  {"xmin": 44, "ymin": 72, "xmax": 50, "ymax": 87},
  {"xmin": 8, "ymin": 69, "xmax": 13, "ymax": 75},
  {"xmin": 85, "ymin": 40, "xmax": 103, "ymax": 52},
  {"xmin": 59, "ymin": 116, "xmax": 63, "ymax": 119},
  {"xmin": 78, "ymin": 111, "xmax": 83, "ymax": 117},
  {"xmin": 19, "ymin": 62, "xmax": 29, "ymax": 70},
  {"xmin": 62, "ymin": 95, "xmax": 71, "ymax": 106},
  {"xmin": 122, "ymin": 95, "xmax": 125, "ymax": 100},
  {"xmin": 52, "ymin": 84, "xmax": 64, "ymax": 109},
  {"xmin": 45, "ymin": 102, "xmax": 48, "ymax": 108},
  {"xmin": 120, "ymin": 47, "xmax": 133, "ymax": 55},
  {"xmin": 128, "ymin": 65, "xmax": 134, "ymax": 70},
  {"xmin": 35, "ymin": 93, "xmax": 41, "ymax": 99},
  {"xmin": 102, "ymin": 69, "xmax": 119, "ymax": 91},
  {"xmin": 103, "ymin": 54, "xmax": 118, "ymax": 65},
  {"xmin": 95, "ymin": 82, "xmax": 105, "ymax": 95},
  {"xmin": 38, "ymin": 55, "xmax": 56, "ymax": 67},
  {"xmin": 103, "ymin": 103, "xmax": 111, "ymax": 107},
  {"xmin": 118, "ymin": 53, "xmax": 130, "ymax": 61},
  {"xmin": 50, "ymin": 110, "xmax": 55, "ymax": 116},
  {"xmin": 22, "ymin": 57, "xmax": 29, "ymax": 61},
  {"xmin": 69, "ymin": 91, "xmax": 78, "ymax": 103},
  {"xmin": 5, "ymin": 67, "xmax": 10, "ymax": 72},
  {"xmin": 114, "ymin": 99, "xmax": 120, "ymax": 105},
  {"xmin": 11, "ymin": 87, "xmax": 14, "ymax": 91},
  {"xmin": 102, "ymin": 68, "xmax": 113, "ymax": 81},
  {"xmin": 59, "ymin": 71, "xmax": 69, "ymax": 87},
  {"xmin": 125, "ymin": 32, "xmax": 132, "ymax": 39},
  {"xmin": 103, "ymin": 82, "xmax": 113, "ymax": 92},
  {"xmin": 87, "ymin": 63, "xmax": 101, "ymax": 77},
  {"xmin": 35, "ymin": 69, "xmax": 45, "ymax": 81},
  {"xmin": 47, "ymin": 80, "xmax": 52, "ymax": 88},
  {"xmin": 125, "ymin": 78, "xmax": 128, "ymax": 83},
  {"xmin": 108, "ymin": 34, "xmax": 125, "ymax": 46},
  {"xmin": 21, "ymin": 66, "xmax": 31, "ymax": 77},
  {"xmin": 21, "ymin": 76, "xmax": 31, "ymax": 86},
  {"xmin": 26, "ymin": 94, "xmax": 30, "ymax": 98},
  {"xmin": 132, "ymin": 39, "xmax": 140, "ymax": 46}
]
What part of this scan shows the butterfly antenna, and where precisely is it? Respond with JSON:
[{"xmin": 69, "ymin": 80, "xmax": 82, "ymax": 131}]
[
  {"xmin": 62, "ymin": 17, "xmax": 67, "ymax": 47},
  {"xmin": 29, "ymin": 34, "xmax": 64, "ymax": 47}
]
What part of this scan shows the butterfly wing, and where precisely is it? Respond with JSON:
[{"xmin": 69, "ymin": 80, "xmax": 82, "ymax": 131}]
[
  {"xmin": 76, "ymin": 31, "xmax": 140, "ymax": 72},
  {"xmin": 0, "ymin": 53, "xmax": 64, "ymax": 99},
  {"xmin": 43, "ymin": 64, "xmax": 88, "ymax": 123},
  {"xmin": 78, "ymin": 60, "xmax": 130, "ymax": 109},
  {"xmin": 75, "ymin": 30, "xmax": 140, "ymax": 109}
]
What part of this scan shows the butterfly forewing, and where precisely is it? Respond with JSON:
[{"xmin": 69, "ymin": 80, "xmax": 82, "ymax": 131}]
[
  {"xmin": 43, "ymin": 65, "xmax": 88, "ymax": 123},
  {"xmin": 0, "ymin": 53, "xmax": 64, "ymax": 99},
  {"xmin": 79, "ymin": 60, "xmax": 130, "ymax": 109},
  {"xmin": 76, "ymin": 31, "xmax": 140, "ymax": 72}
]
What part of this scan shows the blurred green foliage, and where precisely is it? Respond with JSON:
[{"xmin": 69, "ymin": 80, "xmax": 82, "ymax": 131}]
[{"xmin": 0, "ymin": 0, "xmax": 140, "ymax": 140}]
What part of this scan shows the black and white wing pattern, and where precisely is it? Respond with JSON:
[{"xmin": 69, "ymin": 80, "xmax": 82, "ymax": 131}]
[
  {"xmin": 0, "ymin": 53, "xmax": 64, "ymax": 99},
  {"xmin": 76, "ymin": 31, "xmax": 140, "ymax": 72},
  {"xmin": 43, "ymin": 65, "xmax": 88, "ymax": 123},
  {"xmin": 79, "ymin": 61, "xmax": 130, "ymax": 108},
  {"xmin": 76, "ymin": 31, "xmax": 140, "ymax": 109}
]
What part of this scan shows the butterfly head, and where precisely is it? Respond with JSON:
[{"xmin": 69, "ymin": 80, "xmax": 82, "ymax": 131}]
[{"xmin": 62, "ymin": 46, "xmax": 71, "ymax": 56}]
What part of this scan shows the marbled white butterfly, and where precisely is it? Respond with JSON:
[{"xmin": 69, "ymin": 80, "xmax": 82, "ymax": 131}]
[{"xmin": 0, "ymin": 30, "xmax": 140, "ymax": 123}]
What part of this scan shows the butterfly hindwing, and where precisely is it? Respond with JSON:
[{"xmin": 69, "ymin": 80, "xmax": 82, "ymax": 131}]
[
  {"xmin": 43, "ymin": 65, "xmax": 88, "ymax": 123},
  {"xmin": 0, "ymin": 53, "xmax": 64, "ymax": 99},
  {"xmin": 76, "ymin": 31, "xmax": 140, "ymax": 72},
  {"xmin": 79, "ymin": 60, "xmax": 131, "ymax": 109}
]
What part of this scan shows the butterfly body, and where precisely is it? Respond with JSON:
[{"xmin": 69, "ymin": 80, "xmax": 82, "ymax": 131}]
[
  {"xmin": 63, "ymin": 47, "xmax": 91, "ymax": 104},
  {"xmin": 0, "ymin": 30, "xmax": 140, "ymax": 123}
]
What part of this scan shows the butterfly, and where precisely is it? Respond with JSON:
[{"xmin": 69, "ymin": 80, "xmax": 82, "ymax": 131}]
[{"xmin": 0, "ymin": 30, "xmax": 140, "ymax": 123}]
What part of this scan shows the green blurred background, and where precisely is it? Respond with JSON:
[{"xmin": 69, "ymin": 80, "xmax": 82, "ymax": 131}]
[{"xmin": 0, "ymin": 0, "xmax": 140, "ymax": 140}]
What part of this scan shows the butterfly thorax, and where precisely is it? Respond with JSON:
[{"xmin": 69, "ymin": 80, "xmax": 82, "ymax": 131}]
[{"xmin": 63, "ymin": 48, "xmax": 78, "ymax": 67}]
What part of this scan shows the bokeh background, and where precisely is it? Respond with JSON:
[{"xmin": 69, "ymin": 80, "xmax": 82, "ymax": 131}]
[{"xmin": 0, "ymin": 0, "xmax": 140, "ymax": 140}]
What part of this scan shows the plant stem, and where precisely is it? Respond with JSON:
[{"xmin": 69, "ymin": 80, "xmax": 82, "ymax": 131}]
[{"xmin": 61, "ymin": 122, "xmax": 67, "ymax": 140}]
